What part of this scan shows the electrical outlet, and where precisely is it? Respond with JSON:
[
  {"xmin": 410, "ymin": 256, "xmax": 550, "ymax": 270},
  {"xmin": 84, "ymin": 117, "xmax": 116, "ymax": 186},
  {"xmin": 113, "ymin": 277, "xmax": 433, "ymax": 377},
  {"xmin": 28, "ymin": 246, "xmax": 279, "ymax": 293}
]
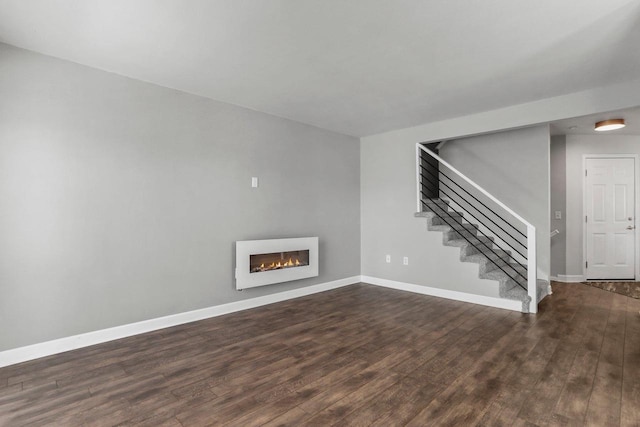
[
  {"xmin": 385, "ymin": 254, "xmax": 391, "ymax": 263},
  {"xmin": 555, "ymin": 211, "xmax": 562, "ymax": 219},
  {"xmin": 251, "ymin": 177, "xmax": 259, "ymax": 188},
  {"xmin": 403, "ymin": 257, "xmax": 409, "ymax": 265}
]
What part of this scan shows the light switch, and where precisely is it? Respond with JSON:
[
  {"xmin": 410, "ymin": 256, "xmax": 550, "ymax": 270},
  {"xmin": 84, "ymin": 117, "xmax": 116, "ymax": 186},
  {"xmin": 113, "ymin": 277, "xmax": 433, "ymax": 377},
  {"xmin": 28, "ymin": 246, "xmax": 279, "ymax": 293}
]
[{"xmin": 251, "ymin": 177, "xmax": 258, "ymax": 188}]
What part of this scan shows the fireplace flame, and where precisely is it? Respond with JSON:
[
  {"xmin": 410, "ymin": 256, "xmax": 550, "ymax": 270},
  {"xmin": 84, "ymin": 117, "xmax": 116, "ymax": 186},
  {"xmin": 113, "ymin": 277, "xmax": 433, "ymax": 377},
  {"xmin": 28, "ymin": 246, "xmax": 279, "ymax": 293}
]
[{"xmin": 251, "ymin": 257, "xmax": 308, "ymax": 273}]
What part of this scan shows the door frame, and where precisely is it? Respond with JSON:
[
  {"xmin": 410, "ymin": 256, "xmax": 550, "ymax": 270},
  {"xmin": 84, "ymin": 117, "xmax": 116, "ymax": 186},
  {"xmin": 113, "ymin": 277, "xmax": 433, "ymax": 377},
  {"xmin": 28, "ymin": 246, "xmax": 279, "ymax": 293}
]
[{"xmin": 582, "ymin": 154, "xmax": 640, "ymax": 281}]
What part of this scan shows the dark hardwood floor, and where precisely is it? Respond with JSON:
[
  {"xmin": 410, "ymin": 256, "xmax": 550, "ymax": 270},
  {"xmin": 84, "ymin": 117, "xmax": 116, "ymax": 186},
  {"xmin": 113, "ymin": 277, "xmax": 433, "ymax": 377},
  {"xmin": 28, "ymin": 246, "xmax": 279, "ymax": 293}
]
[{"xmin": 0, "ymin": 282, "xmax": 638, "ymax": 426}]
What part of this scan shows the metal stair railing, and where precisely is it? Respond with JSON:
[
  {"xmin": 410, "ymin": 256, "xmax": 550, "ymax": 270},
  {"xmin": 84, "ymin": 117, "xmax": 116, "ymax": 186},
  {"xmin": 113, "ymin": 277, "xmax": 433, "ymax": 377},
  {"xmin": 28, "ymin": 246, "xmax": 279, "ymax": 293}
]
[
  {"xmin": 420, "ymin": 164, "xmax": 527, "ymax": 258},
  {"xmin": 416, "ymin": 144, "xmax": 537, "ymax": 313},
  {"xmin": 420, "ymin": 196, "xmax": 527, "ymax": 288},
  {"xmin": 419, "ymin": 180, "xmax": 527, "ymax": 286}
]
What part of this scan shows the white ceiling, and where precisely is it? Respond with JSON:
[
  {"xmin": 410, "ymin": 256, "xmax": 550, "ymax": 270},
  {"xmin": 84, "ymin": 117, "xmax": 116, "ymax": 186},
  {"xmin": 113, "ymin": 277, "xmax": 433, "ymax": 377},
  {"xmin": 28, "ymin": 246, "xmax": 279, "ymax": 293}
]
[{"xmin": 1, "ymin": 0, "xmax": 639, "ymax": 137}]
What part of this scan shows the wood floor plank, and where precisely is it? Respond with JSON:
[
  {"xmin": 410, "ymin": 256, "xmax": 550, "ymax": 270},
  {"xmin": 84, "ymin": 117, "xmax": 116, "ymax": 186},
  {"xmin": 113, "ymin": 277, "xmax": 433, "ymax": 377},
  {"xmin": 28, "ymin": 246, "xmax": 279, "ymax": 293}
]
[
  {"xmin": 584, "ymin": 360, "xmax": 623, "ymax": 426},
  {"xmin": 553, "ymin": 347, "xmax": 600, "ymax": 422},
  {"xmin": 0, "ymin": 281, "xmax": 635, "ymax": 426},
  {"xmin": 260, "ymin": 407, "xmax": 312, "ymax": 427},
  {"xmin": 302, "ymin": 371, "xmax": 402, "ymax": 426},
  {"xmin": 338, "ymin": 376, "xmax": 438, "ymax": 426},
  {"xmin": 621, "ymin": 298, "xmax": 640, "ymax": 426}
]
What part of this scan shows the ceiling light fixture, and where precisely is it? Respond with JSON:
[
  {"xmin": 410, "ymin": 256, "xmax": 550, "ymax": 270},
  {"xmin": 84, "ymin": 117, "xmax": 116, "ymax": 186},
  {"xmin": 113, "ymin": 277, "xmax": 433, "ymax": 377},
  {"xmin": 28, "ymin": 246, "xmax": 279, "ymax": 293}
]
[{"xmin": 594, "ymin": 119, "xmax": 625, "ymax": 132}]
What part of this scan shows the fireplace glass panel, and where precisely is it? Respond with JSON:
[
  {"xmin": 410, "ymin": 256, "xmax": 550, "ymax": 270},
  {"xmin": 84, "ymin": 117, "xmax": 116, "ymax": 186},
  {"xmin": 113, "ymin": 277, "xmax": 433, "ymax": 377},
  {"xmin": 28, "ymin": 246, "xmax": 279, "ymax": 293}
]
[{"xmin": 250, "ymin": 249, "xmax": 310, "ymax": 273}]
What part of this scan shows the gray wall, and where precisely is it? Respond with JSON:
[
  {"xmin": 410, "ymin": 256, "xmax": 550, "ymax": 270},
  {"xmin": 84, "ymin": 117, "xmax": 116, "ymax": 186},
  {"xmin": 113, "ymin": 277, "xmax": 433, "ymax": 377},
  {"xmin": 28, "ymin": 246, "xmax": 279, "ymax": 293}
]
[
  {"xmin": 360, "ymin": 125, "xmax": 550, "ymax": 295},
  {"xmin": 440, "ymin": 126, "xmax": 551, "ymax": 280},
  {"xmin": 0, "ymin": 44, "xmax": 360, "ymax": 351},
  {"xmin": 550, "ymin": 135, "xmax": 567, "ymax": 277},
  {"xmin": 565, "ymin": 134, "xmax": 640, "ymax": 276}
]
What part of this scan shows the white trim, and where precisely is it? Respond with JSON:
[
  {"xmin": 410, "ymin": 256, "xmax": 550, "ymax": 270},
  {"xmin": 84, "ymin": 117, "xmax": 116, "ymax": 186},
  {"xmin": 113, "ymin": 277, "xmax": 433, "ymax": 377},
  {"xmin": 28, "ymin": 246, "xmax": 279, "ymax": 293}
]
[
  {"xmin": 416, "ymin": 143, "xmax": 422, "ymax": 212},
  {"xmin": 361, "ymin": 276, "xmax": 523, "ymax": 312},
  {"xmin": 550, "ymin": 274, "xmax": 584, "ymax": 283},
  {"xmin": 582, "ymin": 154, "xmax": 639, "ymax": 281},
  {"xmin": 527, "ymin": 224, "xmax": 537, "ymax": 313},
  {"xmin": 0, "ymin": 276, "xmax": 360, "ymax": 368}
]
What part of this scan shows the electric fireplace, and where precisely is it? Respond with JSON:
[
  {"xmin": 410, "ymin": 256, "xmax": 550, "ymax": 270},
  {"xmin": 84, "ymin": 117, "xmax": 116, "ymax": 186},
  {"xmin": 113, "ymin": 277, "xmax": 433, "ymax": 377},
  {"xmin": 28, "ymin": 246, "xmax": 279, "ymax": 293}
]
[{"xmin": 235, "ymin": 237, "xmax": 319, "ymax": 290}]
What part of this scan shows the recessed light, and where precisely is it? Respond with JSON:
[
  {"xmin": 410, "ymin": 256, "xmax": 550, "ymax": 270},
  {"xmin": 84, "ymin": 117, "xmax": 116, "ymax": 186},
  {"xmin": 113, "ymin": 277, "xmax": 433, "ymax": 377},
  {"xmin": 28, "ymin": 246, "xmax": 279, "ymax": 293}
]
[
  {"xmin": 568, "ymin": 126, "xmax": 578, "ymax": 130},
  {"xmin": 595, "ymin": 119, "xmax": 625, "ymax": 132}
]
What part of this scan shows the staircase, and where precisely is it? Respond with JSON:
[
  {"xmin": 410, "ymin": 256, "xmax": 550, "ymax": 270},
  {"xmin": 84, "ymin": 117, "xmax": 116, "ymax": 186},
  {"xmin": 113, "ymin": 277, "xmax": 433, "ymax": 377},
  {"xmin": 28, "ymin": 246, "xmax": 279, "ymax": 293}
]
[{"xmin": 415, "ymin": 198, "xmax": 550, "ymax": 313}]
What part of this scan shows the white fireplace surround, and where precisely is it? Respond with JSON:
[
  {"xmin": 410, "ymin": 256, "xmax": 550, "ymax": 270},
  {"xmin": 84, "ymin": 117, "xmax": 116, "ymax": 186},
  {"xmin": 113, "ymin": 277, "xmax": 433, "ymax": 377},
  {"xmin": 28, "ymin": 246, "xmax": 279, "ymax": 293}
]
[{"xmin": 235, "ymin": 237, "xmax": 319, "ymax": 290}]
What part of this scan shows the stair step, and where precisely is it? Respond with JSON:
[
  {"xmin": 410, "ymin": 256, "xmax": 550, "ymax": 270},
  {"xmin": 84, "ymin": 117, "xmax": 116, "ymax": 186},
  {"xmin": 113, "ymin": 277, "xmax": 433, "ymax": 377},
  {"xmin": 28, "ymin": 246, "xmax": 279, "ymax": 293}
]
[
  {"xmin": 429, "ymin": 212, "xmax": 466, "ymax": 226},
  {"xmin": 482, "ymin": 263, "xmax": 527, "ymax": 280},
  {"xmin": 482, "ymin": 257, "xmax": 527, "ymax": 274},
  {"xmin": 422, "ymin": 198, "xmax": 449, "ymax": 206},
  {"xmin": 421, "ymin": 199, "xmax": 450, "ymax": 214},
  {"xmin": 446, "ymin": 228, "xmax": 493, "ymax": 244},
  {"xmin": 464, "ymin": 249, "xmax": 512, "ymax": 265},
  {"xmin": 463, "ymin": 252, "xmax": 519, "ymax": 278},
  {"xmin": 480, "ymin": 269, "xmax": 527, "ymax": 288},
  {"xmin": 415, "ymin": 211, "xmax": 463, "ymax": 220},
  {"xmin": 444, "ymin": 235, "xmax": 494, "ymax": 252},
  {"xmin": 429, "ymin": 222, "xmax": 477, "ymax": 233}
]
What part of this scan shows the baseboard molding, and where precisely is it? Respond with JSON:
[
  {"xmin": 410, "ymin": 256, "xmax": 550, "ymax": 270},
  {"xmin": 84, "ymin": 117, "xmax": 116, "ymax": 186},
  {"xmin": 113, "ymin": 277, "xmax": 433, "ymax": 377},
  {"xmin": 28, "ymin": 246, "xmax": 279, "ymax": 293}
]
[
  {"xmin": 360, "ymin": 276, "xmax": 522, "ymax": 312},
  {"xmin": 0, "ymin": 276, "xmax": 360, "ymax": 368},
  {"xmin": 551, "ymin": 275, "xmax": 584, "ymax": 283}
]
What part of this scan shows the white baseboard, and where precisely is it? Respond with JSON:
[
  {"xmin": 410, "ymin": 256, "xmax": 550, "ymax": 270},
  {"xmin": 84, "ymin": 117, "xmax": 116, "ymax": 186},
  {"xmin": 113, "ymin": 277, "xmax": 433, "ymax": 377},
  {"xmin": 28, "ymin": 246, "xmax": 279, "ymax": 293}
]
[
  {"xmin": 550, "ymin": 274, "xmax": 584, "ymax": 283},
  {"xmin": 0, "ymin": 276, "xmax": 360, "ymax": 368},
  {"xmin": 360, "ymin": 276, "xmax": 522, "ymax": 312}
]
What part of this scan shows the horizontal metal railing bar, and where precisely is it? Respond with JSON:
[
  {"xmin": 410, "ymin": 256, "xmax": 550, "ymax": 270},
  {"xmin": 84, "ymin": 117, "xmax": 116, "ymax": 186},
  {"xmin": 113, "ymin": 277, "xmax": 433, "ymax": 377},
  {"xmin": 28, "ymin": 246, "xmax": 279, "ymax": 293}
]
[
  {"xmin": 419, "ymin": 190, "xmax": 527, "ymax": 276},
  {"xmin": 420, "ymin": 173, "xmax": 528, "ymax": 260},
  {"xmin": 423, "ymin": 203, "xmax": 528, "ymax": 286},
  {"xmin": 419, "ymin": 188, "xmax": 528, "ymax": 282},
  {"xmin": 420, "ymin": 164, "xmax": 527, "ymax": 251},
  {"xmin": 421, "ymin": 194, "xmax": 526, "ymax": 268},
  {"xmin": 416, "ymin": 144, "xmax": 536, "ymax": 311},
  {"xmin": 419, "ymin": 172, "xmax": 528, "ymax": 261},
  {"xmin": 420, "ymin": 163, "xmax": 528, "ymax": 242},
  {"xmin": 420, "ymin": 196, "xmax": 527, "ymax": 288},
  {"xmin": 418, "ymin": 146, "xmax": 534, "ymax": 229},
  {"xmin": 430, "ymin": 164, "xmax": 526, "ymax": 239}
]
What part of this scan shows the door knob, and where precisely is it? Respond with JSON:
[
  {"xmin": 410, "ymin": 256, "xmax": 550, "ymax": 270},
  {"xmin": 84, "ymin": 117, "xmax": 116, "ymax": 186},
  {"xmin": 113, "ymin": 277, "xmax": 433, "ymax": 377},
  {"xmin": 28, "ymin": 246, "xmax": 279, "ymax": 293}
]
[{"xmin": 627, "ymin": 225, "xmax": 635, "ymax": 230}]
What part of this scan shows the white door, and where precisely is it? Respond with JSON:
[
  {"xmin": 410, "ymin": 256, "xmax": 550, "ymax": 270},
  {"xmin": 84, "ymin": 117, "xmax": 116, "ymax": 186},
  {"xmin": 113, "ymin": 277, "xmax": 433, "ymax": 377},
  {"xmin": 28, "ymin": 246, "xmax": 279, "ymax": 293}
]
[{"xmin": 585, "ymin": 157, "xmax": 635, "ymax": 280}]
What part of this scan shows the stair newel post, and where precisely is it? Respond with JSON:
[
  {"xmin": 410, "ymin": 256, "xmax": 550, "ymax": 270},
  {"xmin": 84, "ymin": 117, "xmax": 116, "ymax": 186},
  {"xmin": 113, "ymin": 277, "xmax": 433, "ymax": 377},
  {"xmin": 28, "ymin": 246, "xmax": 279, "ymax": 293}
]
[
  {"xmin": 416, "ymin": 143, "xmax": 422, "ymax": 213},
  {"xmin": 527, "ymin": 224, "xmax": 537, "ymax": 313}
]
